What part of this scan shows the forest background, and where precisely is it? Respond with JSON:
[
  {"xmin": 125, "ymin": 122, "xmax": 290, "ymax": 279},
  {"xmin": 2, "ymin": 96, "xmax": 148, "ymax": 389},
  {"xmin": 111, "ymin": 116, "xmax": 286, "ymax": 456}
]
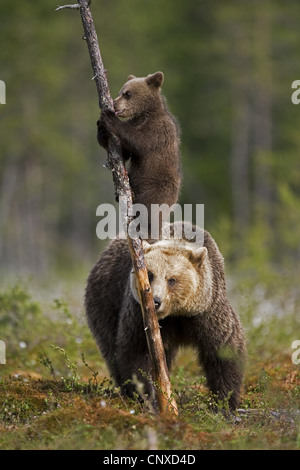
[
  {"xmin": 1, "ymin": 0, "xmax": 300, "ymax": 276},
  {"xmin": 0, "ymin": 0, "xmax": 300, "ymax": 450}
]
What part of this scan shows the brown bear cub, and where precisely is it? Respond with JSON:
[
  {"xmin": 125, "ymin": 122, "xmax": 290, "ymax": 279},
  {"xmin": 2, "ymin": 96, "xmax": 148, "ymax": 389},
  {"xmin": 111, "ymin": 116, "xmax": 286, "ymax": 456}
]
[
  {"xmin": 97, "ymin": 72, "xmax": 182, "ymax": 237},
  {"xmin": 85, "ymin": 222, "xmax": 246, "ymax": 410}
]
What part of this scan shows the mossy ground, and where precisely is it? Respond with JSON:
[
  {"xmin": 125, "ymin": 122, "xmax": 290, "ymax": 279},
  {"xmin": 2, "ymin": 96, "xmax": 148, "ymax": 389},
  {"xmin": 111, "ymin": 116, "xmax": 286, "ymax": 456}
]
[{"xmin": 0, "ymin": 278, "xmax": 299, "ymax": 450}]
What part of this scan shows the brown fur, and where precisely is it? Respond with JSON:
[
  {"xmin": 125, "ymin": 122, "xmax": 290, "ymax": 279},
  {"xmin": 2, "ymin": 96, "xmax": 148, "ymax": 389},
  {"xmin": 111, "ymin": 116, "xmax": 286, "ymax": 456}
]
[
  {"xmin": 97, "ymin": 72, "xmax": 182, "ymax": 236},
  {"xmin": 85, "ymin": 222, "xmax": 246, "ymax": 410}
]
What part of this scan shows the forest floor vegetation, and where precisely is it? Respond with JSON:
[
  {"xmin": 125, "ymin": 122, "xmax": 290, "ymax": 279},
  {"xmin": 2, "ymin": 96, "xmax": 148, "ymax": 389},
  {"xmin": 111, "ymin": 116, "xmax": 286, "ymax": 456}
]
[{"xmin": 0, "ymin": 273, "xmax": 299, "ymax": 450}]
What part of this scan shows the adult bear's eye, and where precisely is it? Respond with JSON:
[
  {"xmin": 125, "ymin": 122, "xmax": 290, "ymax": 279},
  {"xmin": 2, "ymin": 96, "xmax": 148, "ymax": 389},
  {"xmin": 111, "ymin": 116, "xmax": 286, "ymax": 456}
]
[
  {"xmin": 148, "ymin": 272, "xmax": 154, "ymax": 283},
  {"xmin": 123, "ymin": 91, "xmax": 132, "ymax": 99},
  {"xmin": 168, "ymin": 277, "xmax": 176, "ymax": 287}
]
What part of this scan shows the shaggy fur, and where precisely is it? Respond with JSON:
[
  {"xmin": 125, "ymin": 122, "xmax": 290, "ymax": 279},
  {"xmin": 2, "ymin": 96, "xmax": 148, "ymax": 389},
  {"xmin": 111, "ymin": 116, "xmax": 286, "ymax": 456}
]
[
  {"xmin": 97, "ymin": 72, "xmax": 182, "ymax": 236},
  {"xmin": 85, "ymin": 222, "xmax": 246, "ymax": 410}
]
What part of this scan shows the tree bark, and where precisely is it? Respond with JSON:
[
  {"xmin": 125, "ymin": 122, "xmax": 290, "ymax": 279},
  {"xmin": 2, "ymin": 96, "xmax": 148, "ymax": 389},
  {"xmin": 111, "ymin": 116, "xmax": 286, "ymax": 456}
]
[{"xmin": 56, "ymin": 0, "xmax": 178, "ymax": 415}]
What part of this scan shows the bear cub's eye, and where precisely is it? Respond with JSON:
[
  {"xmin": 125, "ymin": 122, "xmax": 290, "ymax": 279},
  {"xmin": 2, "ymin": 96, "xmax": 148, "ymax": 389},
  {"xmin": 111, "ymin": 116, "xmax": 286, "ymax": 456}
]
[
  {"xmin": 123, "ymin": 91, "xmax": 132, "ymax": 100},
  {"xmin": 168, "ymin": 277, "xmax": 177, "ymax": 287},
  {"xmin": 148, "ymin": 272, "xmax": 154, "ymax": 283}
]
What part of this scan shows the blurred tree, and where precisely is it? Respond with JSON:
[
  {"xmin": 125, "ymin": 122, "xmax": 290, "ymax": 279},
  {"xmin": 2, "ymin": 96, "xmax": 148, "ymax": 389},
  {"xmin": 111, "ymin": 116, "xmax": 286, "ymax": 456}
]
[
  {"xmin": 0, "ymin": 0, "xmax": 300, "ymax": 276},
  {"xmin": 252, "ymin": 0, "xmax": 273, "ymax": 222}
]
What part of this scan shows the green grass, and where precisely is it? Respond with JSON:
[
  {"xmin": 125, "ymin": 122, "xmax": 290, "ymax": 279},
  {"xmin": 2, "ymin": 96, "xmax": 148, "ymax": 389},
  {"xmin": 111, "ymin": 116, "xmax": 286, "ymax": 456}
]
[{"xmin": 0, "ymin": 277, "xmax": 299, "ymax": 450}]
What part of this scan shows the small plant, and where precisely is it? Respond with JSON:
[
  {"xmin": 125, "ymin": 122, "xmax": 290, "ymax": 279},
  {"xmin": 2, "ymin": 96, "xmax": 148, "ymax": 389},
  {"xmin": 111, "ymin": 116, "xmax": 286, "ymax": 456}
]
[
  {"xmin": 81, "ymin": 353, "xmax": 98, "ymax": 388},
  {"xmin": 80, "ymin": 353, "xmax": 115, "ymax": 397},
  {"xmin": 40, "ymin": 351, "xmax": 56, "ymax": 380},
  {"xmin": 50, "ymin": 345, "xmax": 80, "ymax": 392}
]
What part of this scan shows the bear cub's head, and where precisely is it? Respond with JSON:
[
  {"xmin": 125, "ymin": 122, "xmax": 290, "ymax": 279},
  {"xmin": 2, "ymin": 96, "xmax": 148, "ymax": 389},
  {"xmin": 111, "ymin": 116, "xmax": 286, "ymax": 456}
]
[
  {"xmin": 130, "ymin": 239, "xmax": 213, "ymax": 320},
  {"xmin": 113, "ymin": 71, "xmax": 164, "ymax": 120}
]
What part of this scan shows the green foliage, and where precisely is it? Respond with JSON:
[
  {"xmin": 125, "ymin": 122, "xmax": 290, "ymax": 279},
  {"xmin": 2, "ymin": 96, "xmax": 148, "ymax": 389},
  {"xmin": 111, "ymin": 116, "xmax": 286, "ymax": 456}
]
[
  {"xmin": 0, "ymin": 284, "xmax": 46, "ymax": 365},
  {"xmin": 0, "ymin": 283, "xmax": 100, "ymax": 375}
]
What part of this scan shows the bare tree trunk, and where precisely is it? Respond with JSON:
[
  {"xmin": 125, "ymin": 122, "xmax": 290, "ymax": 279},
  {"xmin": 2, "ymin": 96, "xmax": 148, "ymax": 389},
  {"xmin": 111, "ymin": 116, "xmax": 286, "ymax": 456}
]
[{"xmin": 56, "ymin": 0, "xmax": 178, "ymax": 415}]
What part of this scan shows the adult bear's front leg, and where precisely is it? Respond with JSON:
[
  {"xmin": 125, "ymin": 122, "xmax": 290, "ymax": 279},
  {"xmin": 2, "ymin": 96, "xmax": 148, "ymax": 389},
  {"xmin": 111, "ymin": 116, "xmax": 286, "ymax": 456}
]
[{"xmin": 115, "ymin": 302, "xmax": 156, "ymax": 404}]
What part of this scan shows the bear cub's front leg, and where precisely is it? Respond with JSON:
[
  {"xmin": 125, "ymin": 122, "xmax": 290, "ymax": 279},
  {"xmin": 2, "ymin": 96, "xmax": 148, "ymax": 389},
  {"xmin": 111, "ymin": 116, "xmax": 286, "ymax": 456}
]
[{"xmin": 97, "ymin": 109, "xmax": 119, "ymax": 149}]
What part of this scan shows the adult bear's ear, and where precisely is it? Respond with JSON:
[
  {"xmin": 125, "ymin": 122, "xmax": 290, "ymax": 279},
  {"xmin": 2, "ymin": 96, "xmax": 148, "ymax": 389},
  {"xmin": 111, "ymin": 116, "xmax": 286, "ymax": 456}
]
[
  {"xmin": 146, "ymin": 71, "xmax": 164, "ymax": 89},
  {"xmin": 184, "ymin": 246, "xmax": 208, "ymax": 268},
  {"xmin": 127, "ymin": 74, "xmax": 136, "ymax": 81}
]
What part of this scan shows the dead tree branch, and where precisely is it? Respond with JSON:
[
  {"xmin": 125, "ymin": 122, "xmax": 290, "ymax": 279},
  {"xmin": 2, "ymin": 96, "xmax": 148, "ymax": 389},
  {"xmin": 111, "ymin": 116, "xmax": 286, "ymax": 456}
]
[
  {"xmin": 55, "ymin": 4, "xmax": 80, "ymax": 10},
  {"xmin": 56, "ymin": 0, "xmax": 178, "ymax": 415}
]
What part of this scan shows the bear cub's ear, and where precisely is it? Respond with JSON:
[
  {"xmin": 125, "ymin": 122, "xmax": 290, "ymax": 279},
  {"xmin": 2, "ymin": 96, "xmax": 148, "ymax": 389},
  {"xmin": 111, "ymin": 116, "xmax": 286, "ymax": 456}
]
[
  {"xmin": 146, "ymin": 71, "xmax": 164, "ymax": 89},
  {"xmin": 127, "ymin": 74, "xmax": 136, "ymax": 81}
]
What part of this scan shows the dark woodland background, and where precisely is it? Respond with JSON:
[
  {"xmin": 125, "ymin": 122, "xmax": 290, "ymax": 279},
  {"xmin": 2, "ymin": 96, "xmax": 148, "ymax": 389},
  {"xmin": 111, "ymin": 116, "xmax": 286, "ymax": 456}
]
[
  {"xmin": 0, "ymin": 0, "xmax": 300, "ymax": 451},
  {"xmin": 0, "ymin": 0, "xmax": 300, "ymax": 279}
]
